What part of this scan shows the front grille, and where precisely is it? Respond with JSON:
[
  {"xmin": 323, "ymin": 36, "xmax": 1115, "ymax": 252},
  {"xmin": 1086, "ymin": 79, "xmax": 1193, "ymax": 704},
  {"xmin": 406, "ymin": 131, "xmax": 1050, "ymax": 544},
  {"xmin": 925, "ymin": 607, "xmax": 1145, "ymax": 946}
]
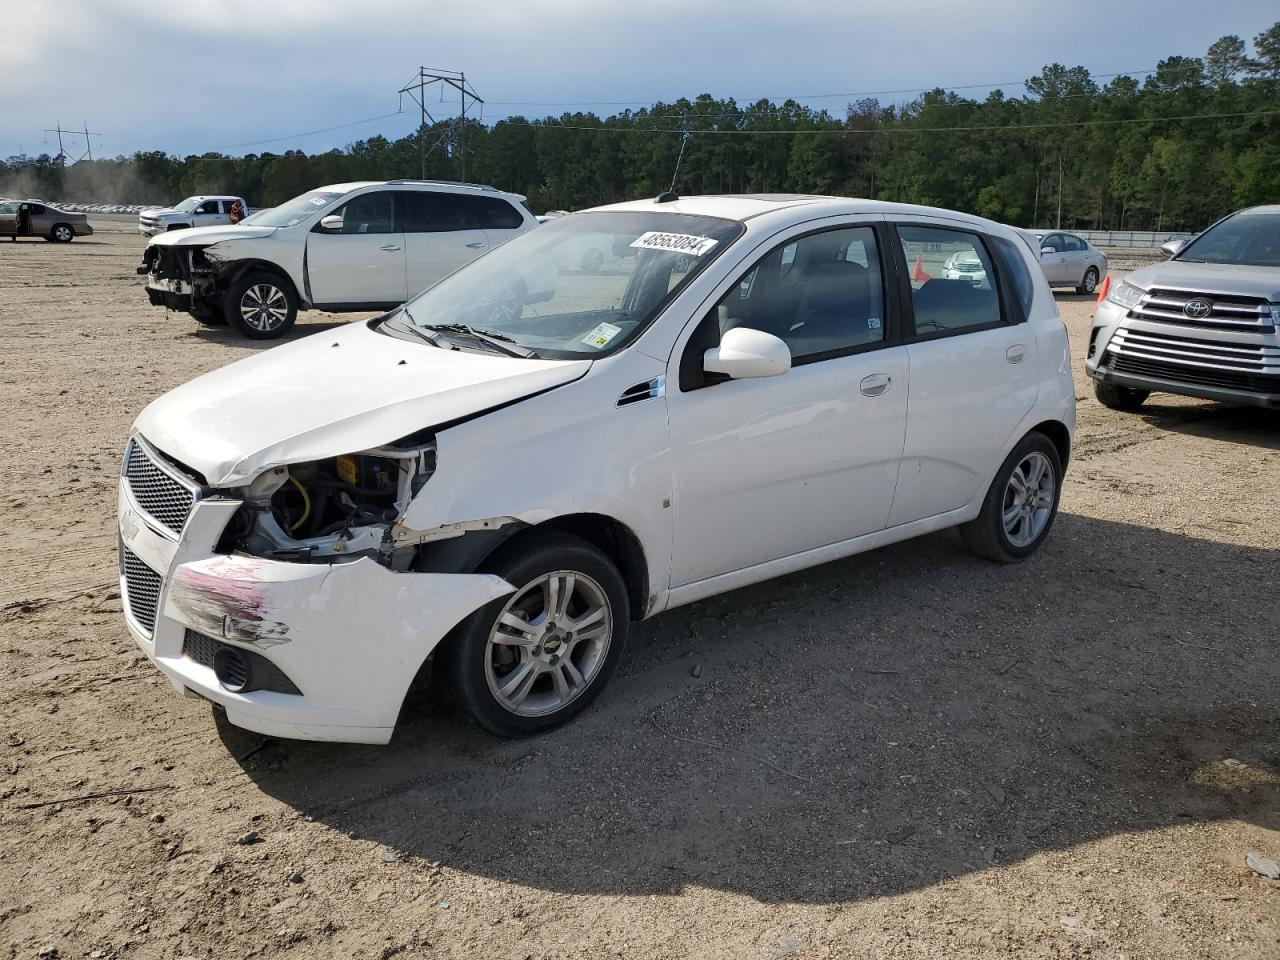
[
  {"xmin": 1109, "ymin": 328, "xmax": 1280, "ymax": 374},
  {"xmin": 182, "ymin": 630, "xmax": 302, "ymax": 695},
  {"xmin": 1104, "ymin": 350, "xmax": 1280, "ymax": 395},
  {"xmin": 121, "ymin": 545, "xmax": 162, "ymax": 636},
  {"xmin": 1130, "ymin": 288, "xmax": 1276, "ymax": 332},
  {"xmin": 123, "ymin": 440, "xmax": 197, "ymax": 535}
]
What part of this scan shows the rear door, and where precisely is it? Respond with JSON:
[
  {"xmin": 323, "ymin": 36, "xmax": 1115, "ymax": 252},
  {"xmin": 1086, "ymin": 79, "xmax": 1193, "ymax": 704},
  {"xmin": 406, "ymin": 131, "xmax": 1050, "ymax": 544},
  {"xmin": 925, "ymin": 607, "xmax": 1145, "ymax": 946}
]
[
  {"xmin": 400, "ymin": 191, "xmax": 490, "ymax": 297},
  {"xmin": 307, "ymin": 189, "xmax": 407, "ymax": 306},
  {"xmin": 0, "ymin": 202, "xmax": 15, "ymax": 233},
  {"xmin": 1062, "ymin": 234, "xmax": 1090, "ymax": 285},
  {"xmin": 887, "ymin": 221, "xmax": 1038, "ymax": 526}
]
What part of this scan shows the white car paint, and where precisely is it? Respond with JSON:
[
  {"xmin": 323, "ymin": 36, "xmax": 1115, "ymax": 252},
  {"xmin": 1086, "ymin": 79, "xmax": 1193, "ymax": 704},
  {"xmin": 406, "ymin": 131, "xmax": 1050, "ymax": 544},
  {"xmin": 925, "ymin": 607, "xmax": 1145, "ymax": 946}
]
[
  {"xmin": 139, "ymin": 180, "xmax": 540, "ymax": 334},
  {"xmin": 139, "ymin": 195, "xmax": 247, "ymax": 236},
  {"xmin": 119, "ymin": 194, "xmax": 1075, "ymax": 743}
]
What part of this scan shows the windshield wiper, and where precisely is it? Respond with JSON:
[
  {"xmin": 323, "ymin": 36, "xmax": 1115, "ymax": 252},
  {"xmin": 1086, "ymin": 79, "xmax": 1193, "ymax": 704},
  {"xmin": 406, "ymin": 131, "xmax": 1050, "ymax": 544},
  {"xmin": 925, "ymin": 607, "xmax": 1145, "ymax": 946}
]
[{"xmin": 418, "ymin": 323, "xmax": 538, "ymax": 358}]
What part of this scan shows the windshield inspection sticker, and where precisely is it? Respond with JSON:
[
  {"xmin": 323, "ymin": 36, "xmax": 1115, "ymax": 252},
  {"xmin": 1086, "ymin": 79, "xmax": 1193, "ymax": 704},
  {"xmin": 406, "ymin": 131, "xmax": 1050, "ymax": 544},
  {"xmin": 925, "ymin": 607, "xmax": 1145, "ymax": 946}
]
[
  {"xmin": 630, "ymin": 231, "xmax": 720, "ymax": 257},
  {"xmin": 582, "ymin": 322, "xmax": 622, "ymax": 348}
]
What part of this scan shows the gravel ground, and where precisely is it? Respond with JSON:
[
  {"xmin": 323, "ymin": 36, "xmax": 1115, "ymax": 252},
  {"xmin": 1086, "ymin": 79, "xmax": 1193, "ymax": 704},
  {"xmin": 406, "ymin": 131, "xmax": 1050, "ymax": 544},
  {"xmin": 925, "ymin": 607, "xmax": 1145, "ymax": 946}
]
[{"xmin": 1, "ymin": 216, "xmax": 1277, "ymax": 960}]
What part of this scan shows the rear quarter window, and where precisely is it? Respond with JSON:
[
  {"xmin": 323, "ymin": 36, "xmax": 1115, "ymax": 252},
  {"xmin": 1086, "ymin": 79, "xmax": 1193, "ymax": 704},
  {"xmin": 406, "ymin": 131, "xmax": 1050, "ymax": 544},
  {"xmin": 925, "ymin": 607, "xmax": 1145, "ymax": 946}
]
[{"xmin": 990, "ymin": 235, "xmax": 1035, "ymax": 319}]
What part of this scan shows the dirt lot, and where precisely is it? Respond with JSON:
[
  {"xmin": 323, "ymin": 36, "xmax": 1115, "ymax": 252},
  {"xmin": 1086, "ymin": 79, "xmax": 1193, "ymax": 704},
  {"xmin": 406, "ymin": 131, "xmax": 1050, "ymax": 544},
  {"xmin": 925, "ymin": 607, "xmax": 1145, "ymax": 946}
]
[{"xmin": 1, "ymin": 215, "xmax": 1278, "ymax": 960}]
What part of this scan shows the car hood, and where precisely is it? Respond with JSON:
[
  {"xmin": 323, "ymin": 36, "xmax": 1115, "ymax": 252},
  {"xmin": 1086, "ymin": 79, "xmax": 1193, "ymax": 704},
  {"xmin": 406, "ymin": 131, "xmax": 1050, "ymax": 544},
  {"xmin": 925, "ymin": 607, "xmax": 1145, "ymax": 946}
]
[
  {"xmin": 134, "ymin": 321, "xmax": 591, "ymax": 485},
  {"xmin": 1125, "ymin": 260, "xmax": 1280, "ymax": 301},
  {"xmin": 147, "ymin": 224, "xmax": 278, "ymax": 247}
]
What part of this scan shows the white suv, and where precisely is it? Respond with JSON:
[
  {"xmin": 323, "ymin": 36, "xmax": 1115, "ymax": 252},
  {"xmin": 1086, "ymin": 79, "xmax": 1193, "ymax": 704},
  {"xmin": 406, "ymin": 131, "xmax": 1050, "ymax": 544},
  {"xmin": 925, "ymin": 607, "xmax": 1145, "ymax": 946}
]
[
  {"xmin": 118, "ymin": 194, "xmax": 1074, "ymax": 742},
  {"xmin": 138, "ymin": 180, "xmax": 538, "ymax": 338},
  {"xmin": 138, "ymin": 196, "xmax": 248, "ymax": 236}
]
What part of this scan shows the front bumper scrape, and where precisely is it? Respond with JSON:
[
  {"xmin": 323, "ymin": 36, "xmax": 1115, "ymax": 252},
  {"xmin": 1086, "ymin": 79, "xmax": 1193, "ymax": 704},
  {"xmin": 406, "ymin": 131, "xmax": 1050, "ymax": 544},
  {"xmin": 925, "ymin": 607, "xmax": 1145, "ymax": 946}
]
[{"xmin": 153, "ymin": 554, "xmax": 514, "ymax": 743}]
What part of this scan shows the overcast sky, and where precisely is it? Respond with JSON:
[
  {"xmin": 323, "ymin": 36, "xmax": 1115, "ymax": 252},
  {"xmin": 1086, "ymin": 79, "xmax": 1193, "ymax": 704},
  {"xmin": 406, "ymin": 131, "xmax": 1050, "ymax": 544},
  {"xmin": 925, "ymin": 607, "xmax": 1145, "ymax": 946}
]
[{"xmin": 5, "ymin": 0, "xmax": 1277, "ymax": 159}]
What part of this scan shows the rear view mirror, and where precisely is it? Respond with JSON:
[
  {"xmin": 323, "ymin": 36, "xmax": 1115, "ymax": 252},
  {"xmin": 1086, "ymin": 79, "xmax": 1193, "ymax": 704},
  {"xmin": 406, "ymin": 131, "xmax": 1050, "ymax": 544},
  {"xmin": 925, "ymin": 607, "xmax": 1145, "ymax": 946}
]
[
  {"xmin": 704, "ymin": 327, "xmax": 791, "ymax": 380},
  {"xmin": 1159, "ymin": 239, "xmax": 1185, "ymax": 258},
  {"xmin": 1040, "ymin": 246, "xmax": 1054, "ymax": 257},
  {"xmin": 318, "ymin": 214, "xmax": 344, "ymax": 232}
]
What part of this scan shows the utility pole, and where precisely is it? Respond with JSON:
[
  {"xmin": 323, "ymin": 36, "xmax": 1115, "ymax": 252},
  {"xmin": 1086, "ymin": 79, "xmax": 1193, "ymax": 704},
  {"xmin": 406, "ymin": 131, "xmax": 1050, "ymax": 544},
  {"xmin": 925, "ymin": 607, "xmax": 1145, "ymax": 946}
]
[
  {"xmin": 397, "ymin": 67, "xmax": 483, "ymax": 181},
  {"xmin": 43, "ymin": 123, "xmax": 101, "ymax": 164}
]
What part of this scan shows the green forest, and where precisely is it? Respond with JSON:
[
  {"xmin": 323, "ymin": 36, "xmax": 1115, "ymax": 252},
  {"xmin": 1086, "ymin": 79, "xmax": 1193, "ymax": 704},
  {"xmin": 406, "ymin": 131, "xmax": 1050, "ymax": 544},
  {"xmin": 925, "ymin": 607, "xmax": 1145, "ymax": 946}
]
[{"xmin": 4, "ymin": 24, "xmax": 1278, "ymax": 232}]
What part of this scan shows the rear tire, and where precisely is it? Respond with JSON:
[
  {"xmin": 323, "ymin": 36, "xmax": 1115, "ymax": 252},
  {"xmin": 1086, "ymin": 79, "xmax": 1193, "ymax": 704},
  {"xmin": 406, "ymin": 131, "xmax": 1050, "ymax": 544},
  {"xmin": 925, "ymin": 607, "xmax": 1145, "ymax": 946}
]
[
  {"xmin": 960, "ymin": 432, "xmax": 1062, "ymax": 563},
  {"xmin": 1094, "ymin": 380, "xmax": 1149, "ymax": 411},
  {"xmin": 224, "ymin": 271, "xmax": 297, "ymax": 339},
  {"xmin": 1076, "ymin": 266, "xmax": 1099, "ymax": 296},
  {"xmin": 50, "ymin": 223, "xmax": 75, "ymax": 243},
  {"xmin": 441, "ymin": 531, "xmax": 630, "ymax": 737}
]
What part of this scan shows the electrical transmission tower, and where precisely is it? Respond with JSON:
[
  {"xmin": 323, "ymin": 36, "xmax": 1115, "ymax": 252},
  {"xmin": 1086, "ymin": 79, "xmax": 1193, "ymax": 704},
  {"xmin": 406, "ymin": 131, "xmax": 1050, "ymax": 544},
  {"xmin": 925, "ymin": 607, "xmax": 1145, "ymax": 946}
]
[
  {"xmin": 397, "ymin": 68, "xmax": 483, "ymax": 181},
  {"xmin": 43, "ymin": 123, "xmax": 102, "ymax": 164}
]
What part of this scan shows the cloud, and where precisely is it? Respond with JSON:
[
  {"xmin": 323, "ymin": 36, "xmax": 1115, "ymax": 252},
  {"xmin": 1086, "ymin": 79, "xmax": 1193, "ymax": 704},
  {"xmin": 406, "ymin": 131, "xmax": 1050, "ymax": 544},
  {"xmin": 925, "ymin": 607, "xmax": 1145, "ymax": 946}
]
[{"xmin": 4, "ymin": 0, "xmax": 1279, "ymax": 159}]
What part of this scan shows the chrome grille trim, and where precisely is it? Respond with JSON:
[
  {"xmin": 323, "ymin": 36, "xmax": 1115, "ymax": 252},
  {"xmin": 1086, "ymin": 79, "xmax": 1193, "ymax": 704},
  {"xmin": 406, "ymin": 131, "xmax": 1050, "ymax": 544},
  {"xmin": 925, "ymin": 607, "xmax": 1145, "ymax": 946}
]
[
  {"xmin": 121, "ymin": 545, "xmax": 162, "ymax": 637},
  {"xmin": 1110, "ymin": 328, "xmax": 1280, "ymax": 373},
  {"xmin": 123, "ymin": 438, "xmax": 201, "ymax": 537},
  {"xmin": 1129, "ymin": 288, "xmax": 1275, "ymax": 331}
]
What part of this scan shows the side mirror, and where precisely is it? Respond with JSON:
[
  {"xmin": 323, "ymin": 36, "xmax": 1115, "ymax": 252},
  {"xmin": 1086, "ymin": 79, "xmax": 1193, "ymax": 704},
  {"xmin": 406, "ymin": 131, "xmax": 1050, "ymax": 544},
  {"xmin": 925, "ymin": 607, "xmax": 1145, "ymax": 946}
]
[
  {"xmin": 704, "ymin": 327, "xmax": 791, "ymax": 380},
  {"xmin": 318, "ymin": 214, "xmax": 344, "ymax": 232},
  {"xmin": 1040, "ymin": 246, "xmax": 1054, "ymax": 257},
  {"xmin": 1159, "ymin": 239, "xmax": 1185, "ymax": 258}
]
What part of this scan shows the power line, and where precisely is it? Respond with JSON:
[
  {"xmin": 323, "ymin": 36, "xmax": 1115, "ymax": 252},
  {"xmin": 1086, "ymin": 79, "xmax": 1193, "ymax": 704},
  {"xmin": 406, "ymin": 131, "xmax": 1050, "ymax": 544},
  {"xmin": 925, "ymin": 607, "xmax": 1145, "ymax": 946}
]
[
  {"xmin": 230, "ymin": 110, "xmax": 407, "ymax": 149},
  {"xmin": 519, "ymin": 108, "xmax": 1280, "ymax": 137},
  {"xmin": 483, "ymin": 68, "xmax": 1161, "ymax": 108},
  {"xmin": 398, "ymin": 67, "xmax": 483, "ymax": 180}
]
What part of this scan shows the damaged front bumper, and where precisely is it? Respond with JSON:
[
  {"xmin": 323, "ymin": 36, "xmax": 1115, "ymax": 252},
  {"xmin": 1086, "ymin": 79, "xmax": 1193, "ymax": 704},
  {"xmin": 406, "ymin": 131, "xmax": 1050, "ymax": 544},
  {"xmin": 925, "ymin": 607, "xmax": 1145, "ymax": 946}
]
[
  {"xmin": 118, "ymin": 479, "xmax": 515, "ymax": 745},
  {"xmin": 138, "ymin": 245, "xmax": 218, "ymax": 314}
]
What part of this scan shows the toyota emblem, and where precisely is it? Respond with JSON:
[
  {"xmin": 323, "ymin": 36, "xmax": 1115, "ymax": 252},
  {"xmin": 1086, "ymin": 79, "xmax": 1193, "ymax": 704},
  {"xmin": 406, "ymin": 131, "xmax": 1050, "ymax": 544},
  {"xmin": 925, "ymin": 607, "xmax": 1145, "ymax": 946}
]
[{"xmin": 1183, "ymin": 298, "xmax": 1213, "ymax": 319}]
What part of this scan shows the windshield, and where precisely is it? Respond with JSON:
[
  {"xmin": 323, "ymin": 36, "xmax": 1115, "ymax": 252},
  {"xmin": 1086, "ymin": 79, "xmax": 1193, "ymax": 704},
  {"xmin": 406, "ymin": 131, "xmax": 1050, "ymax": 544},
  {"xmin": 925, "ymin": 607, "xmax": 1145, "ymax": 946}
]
[
  {"xmin": 243, "ymin": 190, "xmax": 344, "ymax": 228},
  {"xmin": 1178, "ymin": 211, "xmax": 1280, "ymax": 267},
  {"xmin": 394, "ymin": 210, "xmax": 743, "ymax": 359},
  {"xmin": 173, "ymin": 197, "xmax": 201, "ymax": 213}
]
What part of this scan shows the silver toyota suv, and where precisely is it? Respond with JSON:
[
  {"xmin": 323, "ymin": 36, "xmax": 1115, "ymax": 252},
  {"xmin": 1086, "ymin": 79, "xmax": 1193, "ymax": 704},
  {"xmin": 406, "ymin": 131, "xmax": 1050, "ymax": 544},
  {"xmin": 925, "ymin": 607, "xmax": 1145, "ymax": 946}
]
[{"xmin": 1087, "ymin": 205, "xmax": 1280, "ymax": 411}]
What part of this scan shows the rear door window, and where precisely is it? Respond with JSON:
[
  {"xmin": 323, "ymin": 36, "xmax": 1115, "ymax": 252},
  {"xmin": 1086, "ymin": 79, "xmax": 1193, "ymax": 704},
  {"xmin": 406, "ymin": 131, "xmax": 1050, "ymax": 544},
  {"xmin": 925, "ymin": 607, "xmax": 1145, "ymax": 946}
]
[
  {"xmin": 1064, "ymin": 235, "xmax": 1085, "ymax": 252},
  {"xmin": 897, "ymin": 225, "xmax": 1003, "ymax": 337},
  {"xmin": 400, "ymin": 192, "xmax": 474, "ymax": 233}
]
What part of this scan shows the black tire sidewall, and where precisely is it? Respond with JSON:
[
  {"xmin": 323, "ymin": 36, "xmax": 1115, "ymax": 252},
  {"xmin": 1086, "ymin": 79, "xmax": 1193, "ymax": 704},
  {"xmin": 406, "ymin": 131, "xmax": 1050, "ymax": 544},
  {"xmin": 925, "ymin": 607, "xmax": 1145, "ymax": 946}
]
[
  {"xmin": 225, "ymin": 271, "xmax": 297, "ymax": 339},
  {"xmin": 444, "ymin": 532, "xmax": 630, "ymax": 737},
  {"xmin": 1079, "ymin": 267, "xmax": 1098, "ymax": 294},
  {"xmin": 994, "ymin": 434, "xmax": 1062, "ymax": 559}
]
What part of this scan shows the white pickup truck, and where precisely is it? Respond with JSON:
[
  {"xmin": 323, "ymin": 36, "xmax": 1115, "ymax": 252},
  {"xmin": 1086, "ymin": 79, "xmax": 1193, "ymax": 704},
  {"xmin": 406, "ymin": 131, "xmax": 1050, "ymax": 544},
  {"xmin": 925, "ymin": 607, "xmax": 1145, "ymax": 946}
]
[{"xmin": 138, "ymin": 196, "xmax": 248, "ymax": 236}]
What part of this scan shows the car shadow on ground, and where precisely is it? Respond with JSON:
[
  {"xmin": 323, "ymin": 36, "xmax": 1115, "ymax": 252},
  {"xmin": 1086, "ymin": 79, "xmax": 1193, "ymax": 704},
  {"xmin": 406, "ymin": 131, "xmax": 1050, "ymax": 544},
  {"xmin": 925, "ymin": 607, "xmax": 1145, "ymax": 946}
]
[
  {"xmin": 1135, "ymin": 401, "xmax": 1280, "ymax": 452},
  {"xmin": 219, "ymin": 511, "xmax": 1279, "ymax": 904}
]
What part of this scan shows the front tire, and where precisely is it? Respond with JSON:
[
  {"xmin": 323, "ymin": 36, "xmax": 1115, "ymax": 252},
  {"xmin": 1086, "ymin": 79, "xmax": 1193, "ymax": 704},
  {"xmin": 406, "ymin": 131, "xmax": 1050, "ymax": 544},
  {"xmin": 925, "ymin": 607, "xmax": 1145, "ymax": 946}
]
[
  {"xmin": 960, "ymin": 432, "xmax": 1062, "ymax": 563},
  {"xmin": 1076, "ymin": 266, "xmax": 1099, "ymax": 296},
  {"xmin": 442, "ymin": 532, "xmax": 630, "ymax": 737},
  {"xmin": 1094, "ymin": 380, "xmax": 1149, "ymax": 411},
  {"xmin": 224, "ymin": 271, "xmax": 297, "ymax": 339}
]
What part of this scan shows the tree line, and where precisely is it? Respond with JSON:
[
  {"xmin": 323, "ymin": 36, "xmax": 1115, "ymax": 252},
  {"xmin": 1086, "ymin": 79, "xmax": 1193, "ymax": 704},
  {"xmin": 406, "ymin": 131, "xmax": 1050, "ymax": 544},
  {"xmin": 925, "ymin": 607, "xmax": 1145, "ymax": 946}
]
[{"xmin": 4, "ymin": 24, "xmax": 1277, "ymax": 232}]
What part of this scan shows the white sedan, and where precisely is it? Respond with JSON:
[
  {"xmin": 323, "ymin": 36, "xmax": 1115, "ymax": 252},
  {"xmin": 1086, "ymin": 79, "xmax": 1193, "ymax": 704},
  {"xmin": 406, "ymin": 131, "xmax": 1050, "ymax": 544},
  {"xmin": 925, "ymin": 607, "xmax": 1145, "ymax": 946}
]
[{"xmin": 118, "ymin": 195, "xmax": 1075, "ymax": 743}]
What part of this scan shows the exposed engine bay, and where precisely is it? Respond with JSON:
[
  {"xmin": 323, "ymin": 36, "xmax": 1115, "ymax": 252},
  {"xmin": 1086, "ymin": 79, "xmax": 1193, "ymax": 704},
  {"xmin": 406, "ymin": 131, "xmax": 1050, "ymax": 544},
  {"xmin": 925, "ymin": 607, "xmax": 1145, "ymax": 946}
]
[
  {"xmin": 218, "ymin": 442, "xmax": 437, "ymax": 570},
  {"xmin": 138, "ymin": 245, "xmax": 223, "ymax": 313}
]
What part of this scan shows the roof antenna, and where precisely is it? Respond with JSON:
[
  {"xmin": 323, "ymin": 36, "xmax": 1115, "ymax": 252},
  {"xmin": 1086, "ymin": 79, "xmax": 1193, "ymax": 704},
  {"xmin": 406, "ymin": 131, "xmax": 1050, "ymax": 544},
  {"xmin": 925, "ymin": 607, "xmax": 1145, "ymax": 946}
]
[{"xmin": 656, "ymin": 124, "xmax": 691, "ymax": 203}]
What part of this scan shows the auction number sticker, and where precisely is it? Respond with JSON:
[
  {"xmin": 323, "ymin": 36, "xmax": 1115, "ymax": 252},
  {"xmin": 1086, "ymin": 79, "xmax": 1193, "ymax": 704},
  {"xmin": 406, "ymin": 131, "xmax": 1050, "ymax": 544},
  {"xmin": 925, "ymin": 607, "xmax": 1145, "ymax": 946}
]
[
  {"xmin": 582, "ymin": 322, "xmax": 622, "ymax": 348},
  {"xmin": 630, "ymin": 231, "xmax": 720, "ymax": 256}
]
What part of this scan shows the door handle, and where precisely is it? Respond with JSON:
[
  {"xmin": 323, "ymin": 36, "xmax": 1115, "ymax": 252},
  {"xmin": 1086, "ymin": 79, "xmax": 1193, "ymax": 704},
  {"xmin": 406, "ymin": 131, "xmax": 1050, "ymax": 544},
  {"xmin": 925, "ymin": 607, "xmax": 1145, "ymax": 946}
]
[
  {"xmin": 860, "ymin": 373, "xmax": 892, "ymax": 397},
  {"xmin": 380, "ymin": 244, "xmax": 401, "ymax": 252},
  {"xmin": 465, "ymin": 241, "xmax": 486, "ymax": 249},
  {"xmin": 1006, "ymin": 344, "xmax": 1026, "ymax": 364}
]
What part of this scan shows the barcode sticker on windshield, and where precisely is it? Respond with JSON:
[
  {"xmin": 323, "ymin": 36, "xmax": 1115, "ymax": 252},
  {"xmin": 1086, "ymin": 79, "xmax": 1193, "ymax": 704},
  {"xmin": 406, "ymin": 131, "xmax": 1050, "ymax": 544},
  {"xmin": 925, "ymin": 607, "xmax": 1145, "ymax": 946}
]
[
  {"xmin": 582, "ymin": 322, "xmax": 622, "ymax": 348},
  {"xmin": 630, "ymin": 231, "xmax": 719, "ymax": 257}
]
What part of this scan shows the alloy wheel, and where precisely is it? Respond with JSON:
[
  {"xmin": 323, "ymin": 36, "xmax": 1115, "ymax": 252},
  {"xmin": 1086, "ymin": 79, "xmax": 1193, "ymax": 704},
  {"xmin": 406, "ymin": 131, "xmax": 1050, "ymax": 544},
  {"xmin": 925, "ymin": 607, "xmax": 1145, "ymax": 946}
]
[
  {"xmin": 55, "ymin": 225, "xmax": 72, "ymax": 241},
  {"xmin": 484, "ymin": 571, "xmax": 612, "ymax": 717},
  {"xmin": 240, "ymin": 283, "xmax": 289, "ymax": 332},
  {"xmin": 1002, "ymin": 451, "xmax": 1055, "ymax": 548}
]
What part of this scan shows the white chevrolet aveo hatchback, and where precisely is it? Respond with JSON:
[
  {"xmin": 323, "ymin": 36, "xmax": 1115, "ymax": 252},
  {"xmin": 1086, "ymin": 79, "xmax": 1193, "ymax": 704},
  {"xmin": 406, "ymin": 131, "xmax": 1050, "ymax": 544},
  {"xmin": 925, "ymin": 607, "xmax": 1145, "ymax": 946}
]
[{"xmin": 118, "ymin": 195, "xmax": 1075, "ymax": 742}]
